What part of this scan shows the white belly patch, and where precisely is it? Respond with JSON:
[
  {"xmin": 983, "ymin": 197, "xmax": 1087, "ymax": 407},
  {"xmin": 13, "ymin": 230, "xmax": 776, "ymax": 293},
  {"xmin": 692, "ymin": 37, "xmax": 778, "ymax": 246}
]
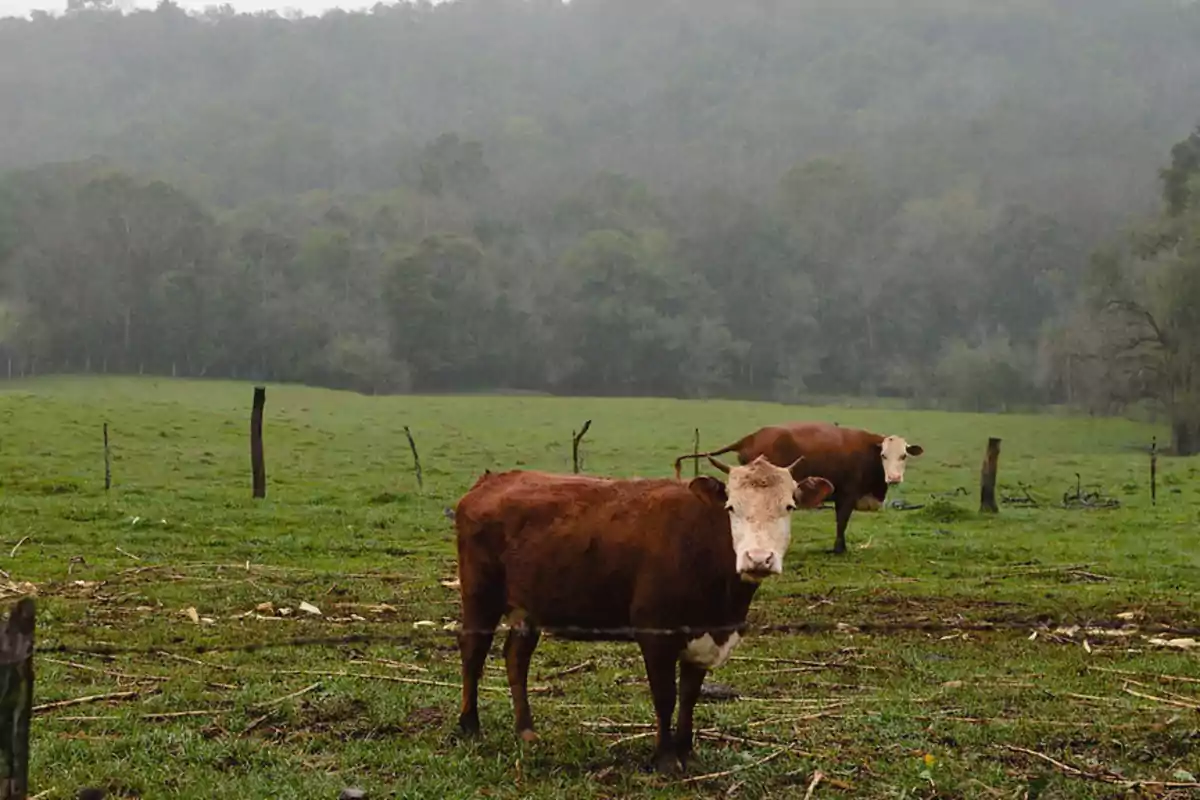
[{"xmin": 681, "ymin": 632, "xmax": 742, "ymax": 669}]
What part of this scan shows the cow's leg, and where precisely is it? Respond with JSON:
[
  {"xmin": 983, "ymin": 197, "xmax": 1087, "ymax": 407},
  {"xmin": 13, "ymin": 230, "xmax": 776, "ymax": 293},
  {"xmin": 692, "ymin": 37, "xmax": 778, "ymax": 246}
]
[
  {"xmin": 456, "ymin": 582, "xmax": 504, "ymax": 738},
  {"xmin": 674, "ymin": 660, "xmax": 707, "ymax": 769},
  {"xmin": 503, "ymin": 621, "xmax": 542, "ymax": 743},
  {"xmin": 833, "ymin": 497, "xmax": 854, "ymax": 555},
  {"xmin": 637, "ymin": 635, "xmax": 682, "ymax": 774}
]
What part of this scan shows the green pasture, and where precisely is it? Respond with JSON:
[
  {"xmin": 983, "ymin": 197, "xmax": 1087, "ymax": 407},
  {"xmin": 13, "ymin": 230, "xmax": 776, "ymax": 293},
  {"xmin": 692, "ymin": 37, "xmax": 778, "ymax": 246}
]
[{"xmin": 0, "ymin": 376, "xmax": 1197, "ymax": 798}]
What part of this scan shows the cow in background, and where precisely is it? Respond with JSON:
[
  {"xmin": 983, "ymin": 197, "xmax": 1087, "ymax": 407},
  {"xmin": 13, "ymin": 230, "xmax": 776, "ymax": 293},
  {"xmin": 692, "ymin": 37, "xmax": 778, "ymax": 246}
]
[{"xmin": 675, "ymin": 422, "xmax": 923, "ymax": 554}]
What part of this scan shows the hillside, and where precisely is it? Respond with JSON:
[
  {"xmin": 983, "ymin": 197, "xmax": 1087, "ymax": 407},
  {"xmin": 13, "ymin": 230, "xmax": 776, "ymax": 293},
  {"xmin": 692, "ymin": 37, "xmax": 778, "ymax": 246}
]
[{"xmin": 1, "ymin": 0, "xmax": 1200, "ymax": 413}]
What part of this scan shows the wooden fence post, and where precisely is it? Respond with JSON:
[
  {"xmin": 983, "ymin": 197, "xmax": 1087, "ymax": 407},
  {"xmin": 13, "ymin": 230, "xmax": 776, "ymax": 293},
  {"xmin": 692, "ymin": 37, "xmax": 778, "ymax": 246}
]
[
  {"xmin": 692, "ymin": 428, "xmax": 700, "ymax": 478},
  {"xmin": 1150, "ymin": 436, "xmax": 1157, "ymax": 506},
  {"xmin": 403, "ymin": 426, "xmax": 423, "ymax": 491},
  {"xmin": 103, "ymin": 423, "xmax": 111, "ymax": 492},
  {"xmin": 251, "ymin": 387, "xmax": 266, "ymax": 499},
  {"xmin": 572, "ymin": 420, "xmax": 592, "ymax": 474},
  {"xmin": 0, "ymin": 598, "xmax": 35, "ymax": 800},
  {"xmin": 980, "ymin": 437, "xmax": 1001, "ymax": 514}
]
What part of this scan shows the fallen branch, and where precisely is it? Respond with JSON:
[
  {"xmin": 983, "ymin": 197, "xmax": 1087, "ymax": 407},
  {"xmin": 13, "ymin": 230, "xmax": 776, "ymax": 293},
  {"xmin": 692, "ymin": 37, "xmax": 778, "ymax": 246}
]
[
  {"xmin": 1089, "ymin": 665, "xmax": 1200, "ymax": 685},
  {"xmin": 998, "ymin": 744, "xmax": 1200, "ymax": 789},
  {"xmin": 1123, "ymin": 686, "xmax": 1200, "ymax": 710},
  {"xmin": 156, "ymin": 651, "xmax": 238, "ymax": 672},
  {"xmin": 544, "ymin": 659, "xmax": 596, "ymax": 680},
  {"xmin": 680, "ymin": 747, "xmax": 787, "ymax": 784},
  {"xmin": 263, "ymin": 669, "xmax": 550, "ymax": 694},
  {"xmin": 803, "ymin": 770, "xmax": 824, "ymax": 800},
  {"xmin": 349, "ymin": 657, "xmax": 429, "ymax": 673},
  {"xmin": 38, "ymin": 656, "xmax": 169, "ymax": 683},
  {"xmin": 730, "ymin": 656, "xmax": 875, "ymax": 671},
  {"xmin": 257, "ymin": 681, "xmax": 321, "ymax": 708},
  {"xmin": 242, "ymin": 713, "xmax": 271, "ymax": 735},
  {"xmin": 9, "ymin": 535, "xmax": 30, "ymax": 558},
  {"xmin": 115, "ymin": 546, "xmax": 143, "ymax": 562},
  {"xmin": 34, "ymin": 690, "xmax": 143, "ymax": 714},
  {"xmin": 58, "ymin": 709, "xmax": 229, "ymax": 722},
  {"xmin": 698, "ymin": 731, "xmax": 812, "ymax": 755}
]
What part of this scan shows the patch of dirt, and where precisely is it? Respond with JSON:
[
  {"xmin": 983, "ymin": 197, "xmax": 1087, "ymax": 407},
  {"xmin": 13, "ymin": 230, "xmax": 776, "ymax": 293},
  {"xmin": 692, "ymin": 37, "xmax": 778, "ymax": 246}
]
[{"xmin": 398, "ymin": 704, "xmax": 446, "ymax": 734}]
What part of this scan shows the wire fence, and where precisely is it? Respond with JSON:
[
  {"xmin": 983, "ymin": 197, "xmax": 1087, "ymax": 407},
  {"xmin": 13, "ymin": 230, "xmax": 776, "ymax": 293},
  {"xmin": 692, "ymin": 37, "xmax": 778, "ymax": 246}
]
[{"xmin": 31, "ymin": 616, "xmax": 1200, "ymax": 661}]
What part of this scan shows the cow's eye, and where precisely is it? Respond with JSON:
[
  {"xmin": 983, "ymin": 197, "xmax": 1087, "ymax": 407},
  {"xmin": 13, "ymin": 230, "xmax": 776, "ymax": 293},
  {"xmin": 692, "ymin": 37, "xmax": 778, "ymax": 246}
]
[{"xmin": 786, "ymin": 503, "xmax": 797, "ymax": 512}]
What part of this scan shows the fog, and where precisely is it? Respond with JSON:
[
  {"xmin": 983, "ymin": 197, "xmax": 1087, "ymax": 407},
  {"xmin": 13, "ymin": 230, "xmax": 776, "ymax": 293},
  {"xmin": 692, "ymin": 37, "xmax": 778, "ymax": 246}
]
[{"xmin": 1, "ymin": 0, "xmax": 1199, "ymax": 447}]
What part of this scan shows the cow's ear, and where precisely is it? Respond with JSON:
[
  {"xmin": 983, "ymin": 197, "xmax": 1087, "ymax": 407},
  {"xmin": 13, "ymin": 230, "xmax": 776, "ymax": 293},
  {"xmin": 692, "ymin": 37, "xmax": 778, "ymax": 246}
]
[
  {"xmin": 688, "ymin": 475, "xmax": 727, "ymax": 506},
  {"xmin": 794, "ymin": 477, "xmax": 834, "ymax": 509},
  {"xmin": 906, "ymin": 444, "xmax": 924, "ymax": 457}
]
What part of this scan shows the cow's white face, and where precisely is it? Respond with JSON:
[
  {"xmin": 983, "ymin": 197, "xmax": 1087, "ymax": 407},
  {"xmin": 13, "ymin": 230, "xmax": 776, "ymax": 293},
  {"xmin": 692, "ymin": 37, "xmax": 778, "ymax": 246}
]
[
  {"xmin": 697, "ymin": 455, "xmax": 834, "ymax": 582},
  {"xmin": 880, "ymin": 435, "xmax": 923, "ymax": 485}
]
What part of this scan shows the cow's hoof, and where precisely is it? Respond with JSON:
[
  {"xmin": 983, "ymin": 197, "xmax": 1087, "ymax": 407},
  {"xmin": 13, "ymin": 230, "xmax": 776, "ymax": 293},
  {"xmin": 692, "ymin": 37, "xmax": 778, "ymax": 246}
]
[
  {"xmin": 454, "ymin": 715, "xmax": 482, "ymax": 741},
  {"xmin": 652, "ymin": 751, "xmax": 683, "ymax": 775},
  {"xmin": 518, "ymin": 728, "xmax": 539, "ymax": 744}
]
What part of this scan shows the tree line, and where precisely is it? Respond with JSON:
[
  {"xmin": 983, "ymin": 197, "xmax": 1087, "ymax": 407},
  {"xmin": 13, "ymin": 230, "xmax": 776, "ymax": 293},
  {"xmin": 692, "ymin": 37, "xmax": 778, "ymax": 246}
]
[{"xmin": 0, "ymin": 0, "xmax": 1199, "ymax": 451}]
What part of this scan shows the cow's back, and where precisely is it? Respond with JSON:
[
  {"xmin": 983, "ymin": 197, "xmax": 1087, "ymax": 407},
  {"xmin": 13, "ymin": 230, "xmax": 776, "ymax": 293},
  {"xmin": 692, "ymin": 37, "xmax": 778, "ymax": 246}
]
[
  {"xmin": 457, "ymin": 472, "xmax": 728, "ymax": 635},
  {"xmin": 738, "ymin": 423, "xmax": 882, "ymax": 501}
]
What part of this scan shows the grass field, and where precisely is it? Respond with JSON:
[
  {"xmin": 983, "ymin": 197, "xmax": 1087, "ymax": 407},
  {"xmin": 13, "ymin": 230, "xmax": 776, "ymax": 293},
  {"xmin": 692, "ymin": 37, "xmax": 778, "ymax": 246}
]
[{"xmin": 1, "ymin": 376, "xmax": 1199, "ymax": 799}]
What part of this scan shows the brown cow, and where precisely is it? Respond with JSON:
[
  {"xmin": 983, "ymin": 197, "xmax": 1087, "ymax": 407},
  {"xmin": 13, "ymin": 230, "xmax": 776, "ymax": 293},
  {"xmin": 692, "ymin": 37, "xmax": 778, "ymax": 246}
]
[
  {"xmin": 452, "ymin": 456, "xmax": 835, "ymax": 773},
  {"xmin": 674, "ymin": 422, "xmax": 923, "ymax": 555}
]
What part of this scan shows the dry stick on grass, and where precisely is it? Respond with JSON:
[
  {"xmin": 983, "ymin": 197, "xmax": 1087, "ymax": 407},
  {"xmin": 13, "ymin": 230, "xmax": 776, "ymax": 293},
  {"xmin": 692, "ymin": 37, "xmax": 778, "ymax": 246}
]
[
  {"xmin": 242, "ymin": 713, "xmax": 272, "ymax": 735},
  {"xmin": 156, "ymin": 651, "xmax": 239, "ymax": 672},
  {"xmin": 1089, "ymin": 665, "xmax": 1200, "ymax": 685},
  {"xmin": 263, "ymin": 668, "xmax": 550, "ymax": 694},
  {"xmin": 33, "ymin": 690, "xmax": 143, "ymax": 714},
  {"xmin": 730, "ymin": 656, "xmax": 877, "ymax": 671},
  {"xmin": 8, "ymin": 536, "xmax": 29, "ymax": 558},
  {"xmin": 745, "ymin": 709, "xmax": 847, "ymax": 729},
  {"xmin": 803, "ymin": 770, "xmax": 824, "ymax": 800},
  {"xmin": 115, "ymin": 546, "xmax": 142, "ymax": 562},
  {"xmin": 350, "ymin": 657, "xmax": 428, "ymax": 673},
  {"xmin": 257, "ymin": 682, "xmax": 321, "ymax": 708},
  {"xmin": 679, "ymin": 747, "xmax": 788, "ymax": 785},
  {"xmin": 1129, "ymin": 682, "xmax": 1200, "ymax": 705},
  {"xmin": 998, "ymin": 744, "xmax": 1200, "ymax": 789},
  {"xmin": 544, "ymin": 660, "xmax": 595, "ymax": 680},
  {"xmin": 58, "ymin": 710, "xmax": 229, "ymax": 722},
  {"xmin": 699, "ymin": 731, "xmax": 813, "ymax": 755},
  {"xmin": 588, "ymin": 723, "xmax": 812, "ymax": 756},
  {"xmin": 1123, "ymin": 686, "xmax": 1200, "ymax": 710},
  {"xmin": 38, "ymin": 656, "xmax": 169, "ymax": 683}
]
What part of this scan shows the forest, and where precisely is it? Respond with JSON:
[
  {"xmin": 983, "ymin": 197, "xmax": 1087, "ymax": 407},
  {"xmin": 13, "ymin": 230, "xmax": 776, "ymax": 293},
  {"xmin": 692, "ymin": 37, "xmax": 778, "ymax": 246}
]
[{"xmin": 1, "ymin": 0, "xmax": 1200, "ymax": 449}]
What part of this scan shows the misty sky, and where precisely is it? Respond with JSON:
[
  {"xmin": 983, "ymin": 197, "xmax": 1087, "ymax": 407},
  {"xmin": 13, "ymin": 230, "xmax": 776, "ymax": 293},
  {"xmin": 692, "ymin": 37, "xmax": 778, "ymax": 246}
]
[{"xmin": 1, "ymin": 0, "xmax": 376, "ymax": 17}]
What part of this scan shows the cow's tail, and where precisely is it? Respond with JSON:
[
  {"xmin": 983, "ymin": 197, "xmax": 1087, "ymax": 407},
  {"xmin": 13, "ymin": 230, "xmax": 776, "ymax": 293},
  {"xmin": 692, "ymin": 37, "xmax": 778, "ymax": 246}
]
[{"xmin": 673, "ymin": 440, "xmax": 743, "ymax": 480}]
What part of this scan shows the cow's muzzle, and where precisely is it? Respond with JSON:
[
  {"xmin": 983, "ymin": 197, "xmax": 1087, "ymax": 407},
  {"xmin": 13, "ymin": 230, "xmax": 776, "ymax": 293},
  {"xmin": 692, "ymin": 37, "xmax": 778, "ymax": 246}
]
[{"xmin": 739, "ymin": 550, "xmax": 779, "ymax": 582}]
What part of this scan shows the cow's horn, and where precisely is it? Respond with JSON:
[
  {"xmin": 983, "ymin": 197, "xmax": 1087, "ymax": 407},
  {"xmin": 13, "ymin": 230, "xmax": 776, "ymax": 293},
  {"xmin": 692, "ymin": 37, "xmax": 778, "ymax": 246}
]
[
  {"xmin": 785, "ymin": 455, "xmax": 805, "ymax": 472},
  {"xmin": 707, "ymin": 455, "xmax": 732, "ymax": 474}
]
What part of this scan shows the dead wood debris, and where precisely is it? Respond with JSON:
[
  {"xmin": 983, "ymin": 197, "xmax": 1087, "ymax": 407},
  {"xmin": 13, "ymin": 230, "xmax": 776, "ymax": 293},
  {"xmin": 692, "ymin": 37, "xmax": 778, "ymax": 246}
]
[
  {"xmin": 34, "ymin": 690, "xmax": 145, "ymax": 714},
  {"xmin": 999, "ymin": 744, "xmax": 1200, "ymax": 790}
]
